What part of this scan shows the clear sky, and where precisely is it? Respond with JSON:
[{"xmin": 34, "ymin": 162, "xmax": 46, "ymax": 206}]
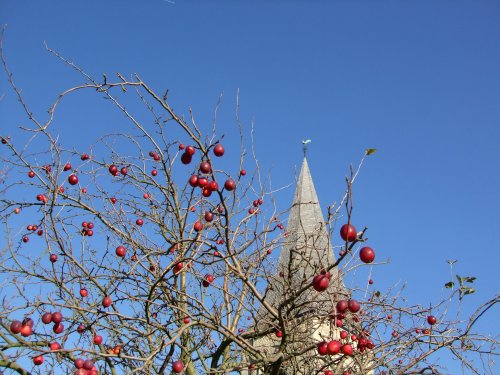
[{"xmin": 1, "ymin": 0, "xmax": 499, "ymax": 372}]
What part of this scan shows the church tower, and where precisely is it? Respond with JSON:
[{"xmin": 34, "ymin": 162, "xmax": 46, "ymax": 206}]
[{"xmin": 250, "ymin": 157, "xmax": 352, "ymax": 374}]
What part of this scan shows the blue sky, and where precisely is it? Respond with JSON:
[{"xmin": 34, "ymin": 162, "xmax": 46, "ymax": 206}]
[{"xmin": 1, "ymin": 0, "xmax": 499, "ymax": 372}]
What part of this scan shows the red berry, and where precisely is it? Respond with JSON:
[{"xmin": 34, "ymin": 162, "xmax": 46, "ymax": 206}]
[
  {"xmin": 80, "ymin": 288, "xmax": 88, "ymax": 297},
  {"xmin": 194, "ymin": 221, "xmax": 203, "ymax": 232},
  {"xmin": 51, "ymin": 311, "xmax": 63, "ymax": 323},
  {"xmin": 427, "ymin": 315, "xmax": 437, "ymax": 325},
  {"xmin": 224, "ymin": 179, "xmax": 236, "ymax": 191},
  {"xmin": 340, "ymin": 224, "xmax": 357, "ymax": 242},
  {"xmin": 199, "ymin": 161, "xmax": 211, "ymax": 174},
  {"xmin": 204, "ymin": 212, "xmax": 214, "ymax": 222},
  {"xmin": 20, "ymin": 324, "xmax": 32, "ymax": 337},
  {"xmin": 116, "ymin": 246, "xmax": 126, "ymax": 257},
  {"xmin": 93, "ymin": 334, "xmax": 103, "ymax": 345},
  {"xmin": 189, "ymin": 175, "xmax": 199, "ymax": 187},
  {"xmin": 49, "ymin": 254, "xmax": 58, "ymax": 263},
  {"xmin": 10, "ymin": 320, "xmax": 22, "ymax": 334},
  {"xmin": 341, "ymin": 343, "xmax": 353, "ymax": 356},
  {"xmin": 42, "ymin": 312, "xmax": 52, "ymax": 324},
  {"xmin": 213, "ymin": 144, "xmax": 225, "ymax": 157},
  {"xmin": 136, "ymin": 218, "xmax": 144, "ymax": 226},
  {"xmin": 312, "ymin": 274, "xmax": 330, "ymax": 292},
  {"xmin": 181, "ymin": 152, "xmax": 192, "ymax": 164},
  {"xmin": 108, "ymin": 165, "xmax": 118, "ymax": 175},
  {"xmin": 63, "ymin": 163, "xmax": 72, "ymax": 171},
  {"xmin": 83, "ymin": 359, "xmax": 94, "ymax": 371},
  {"xmin": 202, "ymin": 187, "xmax": 212, "ymax": 197},
  {"xmin": 208, "ymin": 180, "xmax": 218, "ymax": 191},
  {"xmin": 359, "ymin": 246, "xmax": 375, "ymax": 263},
  {"xmin": 28, "ymin": 170, "xmax": 35, "ymax": 178},
  {"xmin": 33, "ymin": 355, "xmax": 44, "ymax": 365},
  {"xmin": 23, "ymin": 317, "xmax": 34, "ymax": 327},
  {"xmin": 317, "ymin": 341, "xmax": 328, "ymax": 355},
  {"xmin": 327, "ymin": 340, "xmax": 341, "ymax": 355},
  {"xmin": 75, "ymin": 358, "xmax": 84, "ymax": 369},
  {"xmin": 49, "ymin": 342, "xmax": 61, "ymax": 351},
  {"xmin": 348, "ymin": 299, "xmax": 361, "ymax": 313},
  {"xmin": 102, "ymin": 295, "xmax": 112, "ymax": 308},
  {"xmin": 174, "ymin": 262, "xmax": 184, "ymax": 274},
  {"xmin": 202, "ymin": 274, "xmax": 214, "ymax": 287},
  {"xmin": 53, "ymin": 322, "xmax": 64, "ymax": 334},
  {"xmin": 185, "ymin": 146, "xmax": 195, "ymax": 156},
  {"xmin": 197, "ymin": 177, "xmax": 208, "ymax": 188},
  {"xmin": 172, "ymin": 360, "xmax": 184, "ymax": 373}
]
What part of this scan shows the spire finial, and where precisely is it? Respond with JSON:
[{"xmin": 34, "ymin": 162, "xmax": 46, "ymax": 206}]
[{"xmin": 302, "ymin": 139, "xmax": 312, "ymax": 157}]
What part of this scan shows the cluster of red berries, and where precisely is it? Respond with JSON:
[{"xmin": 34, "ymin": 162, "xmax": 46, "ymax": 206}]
[
  {"xmin": 73, "ymin": 358, "xmax": 99, "ymax": 375},
  {"xmin": 108, "ymin": 164, "xmax": 129, "ymax": 177},
  {"xmin": 81, "ymin": 221, "xmax": 95, "ymax": 236},
  {"xmin": 10, "ymin": 317, "xmax": 34, "ymax": 337},
  {"xmin": 36, "ymin": 193, "xmax": 48, "ymax": 204},
  {"xmin": 41, "ymin": 311, "xmax": 64, "ymax": 334}
]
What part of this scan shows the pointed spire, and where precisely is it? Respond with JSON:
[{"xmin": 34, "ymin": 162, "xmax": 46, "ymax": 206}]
[
  {"xmin": 278, "ymin": 158, "xmax": 336, "ymax": 275},
  {"xmin": 275, "ymin": 157, "xmax": 345, "ymax": 298},
  {"xmin": 253, "ymin": 157, "xmax": 349, "ymax": 373},
  {"xmin": 286, "ymin": 158, "xmax": 324, "ymax": 236}
]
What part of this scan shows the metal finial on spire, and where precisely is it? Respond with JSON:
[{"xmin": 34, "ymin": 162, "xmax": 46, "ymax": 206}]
[{"xmin": 302, "ymin": 139, "xmax": 312, "ymax": 157}]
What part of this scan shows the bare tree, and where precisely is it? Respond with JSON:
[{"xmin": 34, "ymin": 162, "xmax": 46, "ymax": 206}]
[{"xmin": 0, "ymin": 33, "xmax": 498, "ymax": 375}]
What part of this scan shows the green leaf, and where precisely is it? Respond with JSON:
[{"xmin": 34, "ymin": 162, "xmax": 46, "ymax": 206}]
[
  {"xmin": 365, "ymin": 148, "xmax": 377, "ymax": 155},
  {"xmin": 463, "ymin": 287, "xmax": 475, "ymax": 295},
  {"xmin": 445, "ymin": 281, "xmax": 454, "ymax": 289},
  {"xmin": 464, "ymin": 276, "xmax": 477, "ymax": 283}
]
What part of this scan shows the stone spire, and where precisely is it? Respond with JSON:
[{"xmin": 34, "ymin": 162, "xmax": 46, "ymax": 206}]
[
  {"xmin": 250, "ymin": 158, "xmax": 348, "ymax": 374},
  {"xmin": 276, "ymin": 157, "xmax": 345, "ymax": 300},
  {"xmin": 255, "ymin": 157, "xmax": 348, "ymax": 308}
]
